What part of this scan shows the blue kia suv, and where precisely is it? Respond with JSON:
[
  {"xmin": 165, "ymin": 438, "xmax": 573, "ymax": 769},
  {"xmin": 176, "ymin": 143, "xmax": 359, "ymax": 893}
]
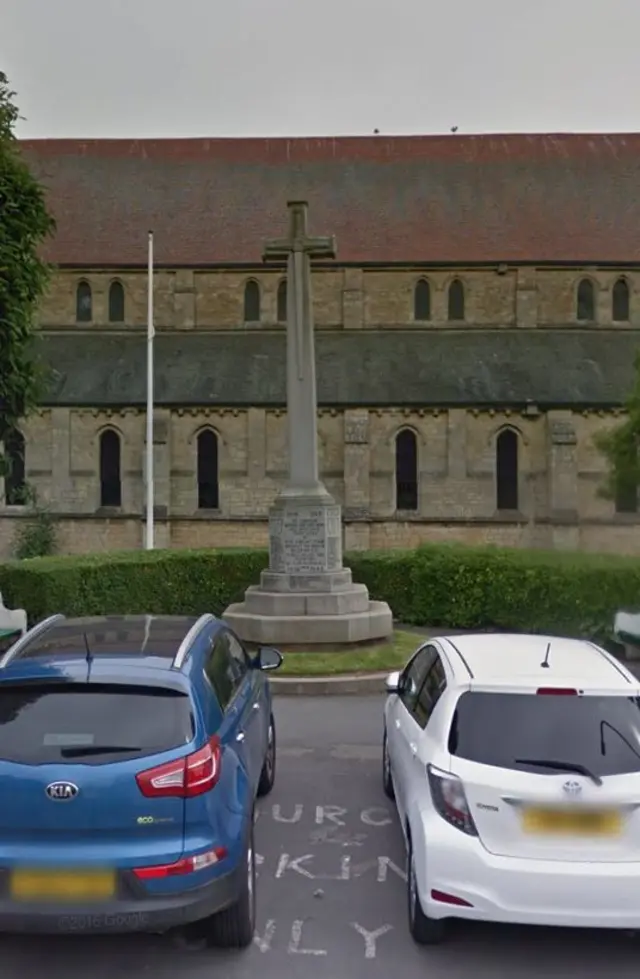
[{"xmin": 0, "ymin": 612, "xmax": 282, "ymax": 946}]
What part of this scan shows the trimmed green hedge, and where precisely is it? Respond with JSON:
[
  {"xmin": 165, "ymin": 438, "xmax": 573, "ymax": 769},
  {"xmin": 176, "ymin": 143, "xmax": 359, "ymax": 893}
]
[
  {"xmin": 348, "ymin": 544, "xmax": 640, "ymax": 642},
  {"xmin": 0, "ymin": 548, "xmax": 268, "ymax": 624},
  {"xmin": 0, "ymin": 542, "xmax": 639, "ymax": 643}
]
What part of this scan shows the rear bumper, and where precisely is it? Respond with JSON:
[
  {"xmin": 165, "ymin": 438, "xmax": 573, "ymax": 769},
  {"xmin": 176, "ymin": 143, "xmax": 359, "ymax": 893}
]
[
  {"xmin": 0, "ymin": 862, "xmax": 244, "ymax": 935},
  {"xmin": 416, "ymin": 812, "xmax": 640, "ymax": 929}
]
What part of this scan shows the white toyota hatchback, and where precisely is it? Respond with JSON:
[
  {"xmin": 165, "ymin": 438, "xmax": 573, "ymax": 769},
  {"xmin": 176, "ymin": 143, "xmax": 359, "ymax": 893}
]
[{"xmin": 383, "ymin": 632, "xmax": 640, "ymax": 944}]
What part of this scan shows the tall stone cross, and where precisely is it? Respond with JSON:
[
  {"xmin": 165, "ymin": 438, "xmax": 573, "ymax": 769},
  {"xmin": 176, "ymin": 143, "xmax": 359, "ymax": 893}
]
[
  {"xmin": 264, "ymin": 201, "xmax": 336, "ymax": 495},
  {"xmin": 223, "ymin": 200, "xmax": 393, "ymax": 644}
]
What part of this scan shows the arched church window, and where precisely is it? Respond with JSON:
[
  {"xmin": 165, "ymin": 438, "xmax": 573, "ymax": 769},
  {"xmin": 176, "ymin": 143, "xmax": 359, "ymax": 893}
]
[
  {"xmin": 197, "ymin": 430, "xmax": 219, "ymax": 509},
  {"xmin": 76, "ymin": 281, "xmax": 92, "ymax": 322},
  {"xmin": 99, "ymin": 429, "xmax": 122, "ymax": 507},
  {"xmin": 277, "ymin": 280, "xmax": 288, "ymax": 322},
  {"xmin": 576, "ymin": 278, "xmax": 595, "ymax": 321},
  {"xmin": 108, "ymin": 281, "xmax": 125, "ymax": 323},
  {"xmin": 612, "ymin": 278, "xmax": 630, "ymax": 323},
  {"xmin": 447, "ymin": 279, "xmax": 465, "ymax": 321},
  {"xmin": 244, "ymin": 280, "xmax": 261, "ymax": 322},
  {"xmin": 615, "ymin": 478, "xmax": 638, "ymax": 514},
  {"xmin": 3, "ymin": 428, "xmax": 26, "ymax": 505},
  {"xmin": 395, "ymin": 429, "xmax": 418, "ymax": 511},
  {"xmin": 496, "ymin": 429, "xmax": 519, "ymax": 511},
  {"xmin": 414, "ymin": 279, "xmax": 431, "ymax": 321}
]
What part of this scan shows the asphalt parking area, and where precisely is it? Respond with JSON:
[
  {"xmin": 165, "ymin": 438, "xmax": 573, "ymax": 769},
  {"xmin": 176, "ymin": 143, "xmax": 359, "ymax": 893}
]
[{"xmin": 2, "ymin": 696, "xmax": 640, "ymax": 978}]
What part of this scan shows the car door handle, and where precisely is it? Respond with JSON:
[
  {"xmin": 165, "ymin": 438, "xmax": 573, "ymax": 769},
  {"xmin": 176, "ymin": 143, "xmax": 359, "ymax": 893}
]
[
  {"xmin": 236, "ymin": 732, "xmax": 245, "ymax": 742},
  {"xmin": 252, "ymin": 702, "xmax": 261, "ymax": 710},
  {"xmin": 410, "ymin": 743, "xmax": 418, "ymax": 755},
  {"xmin": 395, "ymin": 719, "xmax": 401, "ymax": 729}
]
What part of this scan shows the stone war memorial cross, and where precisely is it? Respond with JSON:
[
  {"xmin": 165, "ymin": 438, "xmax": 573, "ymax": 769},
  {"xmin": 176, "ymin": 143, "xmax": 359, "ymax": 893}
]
[{"xmin": 224, "ymin": 201, "xmax": 392, "ymax": 647}]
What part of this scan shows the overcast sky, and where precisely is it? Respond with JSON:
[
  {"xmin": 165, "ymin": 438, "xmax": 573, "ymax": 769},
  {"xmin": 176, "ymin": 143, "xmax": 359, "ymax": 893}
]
[{"xmin": 3, "ymin": 0, "xmax": 639, "ymax": 139}]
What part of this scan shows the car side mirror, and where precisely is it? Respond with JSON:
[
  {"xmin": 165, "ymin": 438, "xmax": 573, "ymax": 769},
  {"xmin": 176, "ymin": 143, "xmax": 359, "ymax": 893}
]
[
  {"xmin": 257, "ymin": 646, "xmax": 283, "ymax": 672},
  {"xmin": 385, "ymin": 670, "xmax": 402, "ymax": 694}
]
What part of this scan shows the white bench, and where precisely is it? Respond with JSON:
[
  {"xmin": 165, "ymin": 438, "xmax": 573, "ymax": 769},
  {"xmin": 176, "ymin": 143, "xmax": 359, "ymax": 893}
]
[
  {"xmin": 0, "ymin": 591, "xmax": 27, "ymax": 638},
  {"xmin": 613, "ymin": 610, "xmax": 640, "ymax": 661}
]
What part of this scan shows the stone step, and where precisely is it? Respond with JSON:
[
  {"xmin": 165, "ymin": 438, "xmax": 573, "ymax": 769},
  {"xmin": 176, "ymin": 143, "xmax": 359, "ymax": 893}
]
[
  {"xmin": 223, "ymin": 600, "xmax": 393, "ymax": 645},
  {"xmin": 259, "ymin": 568, "xmax": 354, "ymax": 593},
  {"xmin": 243, "ymin": 583, "xmax": 371, "ymax": 617}
]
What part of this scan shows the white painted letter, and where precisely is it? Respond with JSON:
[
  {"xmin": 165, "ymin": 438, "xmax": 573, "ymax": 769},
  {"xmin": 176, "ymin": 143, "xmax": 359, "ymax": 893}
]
[
  {"xmin": 361, "ymin": 807, "xmax": 392, "ymax": 827},
  {"xmin": 377, "ymin": 856, "xmax": 407, "ymax": 883},
  {"xmin": 287, "ymin": 920, "xmax": 327, "ymax": 956},
  {"xmin": 272, "ymin": 804, "xmax": 303, "ymax": 823},
  {"xmin": 351, "ymin": 922, "xmax": 393, "ymax": 959},
  {"xmin": 254, "ymin": 920, "xmax": 276, "ymax": 953},
  {"xmin": 315, "ymin": 805, "xmax": 347, "ymax": 826},
  {"xmin": 275, "ymin": 854, "xmax": 315, "ymax": 879},
  {"xmin": 314, "ymin": 855, "xmax": 351, "ymax": 881}
]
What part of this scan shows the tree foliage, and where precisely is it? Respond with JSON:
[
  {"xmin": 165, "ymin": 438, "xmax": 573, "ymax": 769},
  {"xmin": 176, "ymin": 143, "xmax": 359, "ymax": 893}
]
[
  {"xmin": 594, "ymin": 349, "xmax": 640, "ymax": 504},
  {"xmin": 0, "ymin": 70, "xmax": 55, "ymax": 471},
  {"xmin": 11, "ymin": 483, "xmax": 58, "ymax": 559}
]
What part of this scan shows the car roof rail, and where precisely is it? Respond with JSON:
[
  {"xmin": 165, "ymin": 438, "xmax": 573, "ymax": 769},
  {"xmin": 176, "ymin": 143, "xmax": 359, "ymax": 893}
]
[
  {"xmin": 0, "ymin": 613, "xmax": 66, "ymax": 668},
  {"xmin": 172, "ymin": 613, "xmax": 215, "ymax": 669}
]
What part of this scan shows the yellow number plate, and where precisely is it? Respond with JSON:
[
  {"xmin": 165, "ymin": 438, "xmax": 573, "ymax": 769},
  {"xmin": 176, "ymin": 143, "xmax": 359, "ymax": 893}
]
[
  {"xmin": 522, "ymin": 808, "xmax": 622, "ymax": 836},
  {"xmin": 10, "ymin": 869, "xmax": 115, "ymax": 902}
]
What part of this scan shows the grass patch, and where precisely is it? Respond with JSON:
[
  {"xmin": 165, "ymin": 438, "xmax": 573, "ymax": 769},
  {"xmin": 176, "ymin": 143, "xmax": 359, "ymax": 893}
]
[{"xmin": 277, "ymin": 630, "xmax": 421, "ymax": 677}]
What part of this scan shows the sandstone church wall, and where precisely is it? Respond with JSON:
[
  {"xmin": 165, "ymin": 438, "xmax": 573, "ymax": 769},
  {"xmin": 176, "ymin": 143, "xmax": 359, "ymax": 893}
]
[
  {"xmin": 36, "ymin": 267, "xmax": 640, "ymax": 331},
  {"xmin": 1, "ymin": 260, "xmax": 638, "ymax": 561},
  {"xmin": 1, "ymin": 404, "xmax": 637, "ymax": 561}
]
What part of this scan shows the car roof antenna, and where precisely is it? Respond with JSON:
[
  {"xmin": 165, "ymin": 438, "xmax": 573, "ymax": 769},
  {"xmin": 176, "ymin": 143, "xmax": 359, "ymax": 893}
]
[
  {"xmin": 540, "ymin": 641, "xmax": 551, "ymax": 669},
  {"xmin": 84, "ymin": 632, "xmax": 93, "ymax": 673}
]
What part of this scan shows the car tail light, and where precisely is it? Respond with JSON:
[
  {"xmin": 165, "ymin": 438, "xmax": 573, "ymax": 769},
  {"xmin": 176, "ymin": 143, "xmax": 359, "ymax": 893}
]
[
  {"xmin": 133, "ymin": 846, "xmax": 227, "ymax": 880},
  {"xmin": 536, "ymin": 688, "xmax": 578, "ymax": 695},
  {"xmin": 136, "ymin": 736, "xmax": 221, "ymax": 798},
  {"xmin": 431, "ymin": 889, "xmax": 474, "ymax": 908},
  {"xmin": 427, "ymin": 764, "xmax": 478, "ymax": 837}
]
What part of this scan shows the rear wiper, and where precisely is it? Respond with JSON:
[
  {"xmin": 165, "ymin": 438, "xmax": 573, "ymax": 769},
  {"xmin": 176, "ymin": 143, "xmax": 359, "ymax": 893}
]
[
  {"xmin": 600, "ymin": 719, "xmax": 640, "ymax": 761},
  {"xmin": 514, "ymin": 757, "xmax": 602, "ymax": 786},
  {"xmin": 60, "ymin": 745, "xmax": 142, "ymax": 758}
]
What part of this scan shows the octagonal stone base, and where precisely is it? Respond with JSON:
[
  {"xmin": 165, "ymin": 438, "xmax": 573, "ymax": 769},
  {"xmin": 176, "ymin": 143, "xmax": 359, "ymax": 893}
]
[
  {"xmin": 223, "ymin": 597, "xmax": 393, "ymax": 647},
  {"xmin": 223, "ymin": 493, "xmax": 393, "ymax": 648}
]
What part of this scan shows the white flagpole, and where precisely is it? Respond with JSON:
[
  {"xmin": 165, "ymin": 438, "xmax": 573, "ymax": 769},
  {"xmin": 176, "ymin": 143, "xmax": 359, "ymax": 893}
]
[{"xmin": 145, "ymin": 231, "xmax": 155, "ymax": 550}]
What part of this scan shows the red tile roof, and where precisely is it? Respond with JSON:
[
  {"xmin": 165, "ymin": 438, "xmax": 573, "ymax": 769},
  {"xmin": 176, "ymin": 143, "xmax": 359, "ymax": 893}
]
[{"xmin": 18, "ymin": 133, "xmax": 640, "ymax": 266}]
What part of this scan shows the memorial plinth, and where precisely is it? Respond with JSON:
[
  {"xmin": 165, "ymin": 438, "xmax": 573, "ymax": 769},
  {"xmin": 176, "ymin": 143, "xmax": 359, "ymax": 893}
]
[
  {"xmin": 223, "ymin": 201, "xmax": 392, "ymax": 648},
  {"xmin": 225, "ymin": 493, "xmax": 392, "ymax": 646}
]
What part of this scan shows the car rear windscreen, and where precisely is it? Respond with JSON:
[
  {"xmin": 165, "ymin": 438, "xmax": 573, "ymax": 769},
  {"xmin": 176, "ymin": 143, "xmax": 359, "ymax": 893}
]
[
  {"xmin": 449, "ymin": 692, "xmax": 640, "ymax": 777},
  {"xmin": 0, "ymin": 683, "xmax": 194, "ymax": 765}
]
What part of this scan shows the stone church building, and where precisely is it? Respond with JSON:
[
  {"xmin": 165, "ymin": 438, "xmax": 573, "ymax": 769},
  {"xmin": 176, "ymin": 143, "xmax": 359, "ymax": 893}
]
[{"xmin": 1, "ymin": 132, "xmax": 640, "ymax": 559}]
